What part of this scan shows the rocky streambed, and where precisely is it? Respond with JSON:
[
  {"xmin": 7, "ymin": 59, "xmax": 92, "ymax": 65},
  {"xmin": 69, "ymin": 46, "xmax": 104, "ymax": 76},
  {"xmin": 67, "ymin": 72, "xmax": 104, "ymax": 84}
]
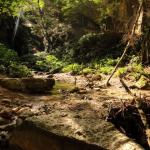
[{"xmin": 0, "ymin": 73, "xmax": 150, "ymax": 150}]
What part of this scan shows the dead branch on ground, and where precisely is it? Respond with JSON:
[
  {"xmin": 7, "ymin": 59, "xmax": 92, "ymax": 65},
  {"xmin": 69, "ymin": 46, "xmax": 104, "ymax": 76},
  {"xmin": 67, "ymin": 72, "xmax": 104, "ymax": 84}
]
[{"xmin": 119, "ymin": 73, "xmax": 150, "ymax": 147}]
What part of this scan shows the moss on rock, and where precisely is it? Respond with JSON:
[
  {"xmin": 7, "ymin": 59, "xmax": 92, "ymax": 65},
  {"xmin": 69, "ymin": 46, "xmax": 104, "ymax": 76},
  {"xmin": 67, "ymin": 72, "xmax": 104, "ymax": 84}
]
[
  {"xmin": 0, "ymin": 78, "xmax": 55, "ymax": 93},
  {"xmin": 135, "ymin": 75, "xmax": 150, "ymax": 89}
]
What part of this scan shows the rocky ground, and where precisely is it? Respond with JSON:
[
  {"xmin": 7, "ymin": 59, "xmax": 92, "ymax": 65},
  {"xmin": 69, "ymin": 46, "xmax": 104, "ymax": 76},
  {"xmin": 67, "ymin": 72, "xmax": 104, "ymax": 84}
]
[{"xmin": 0, "ymin": 73, "xmax": 150, "ymax": 149}]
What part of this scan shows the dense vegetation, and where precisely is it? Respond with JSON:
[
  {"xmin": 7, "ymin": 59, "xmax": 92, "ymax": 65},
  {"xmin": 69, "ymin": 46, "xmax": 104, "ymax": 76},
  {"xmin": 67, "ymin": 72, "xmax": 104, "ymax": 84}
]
[{"xmin": 0, "ymin": 0, "xmax": 149, "ymax": 77}]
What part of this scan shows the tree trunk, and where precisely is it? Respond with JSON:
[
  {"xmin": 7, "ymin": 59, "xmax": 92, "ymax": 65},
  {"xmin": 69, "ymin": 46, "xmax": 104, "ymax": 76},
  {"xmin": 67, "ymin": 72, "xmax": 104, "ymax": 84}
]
[{"xmin": 141, "ymin": 0, "xmax": 150, "ymax": 64}]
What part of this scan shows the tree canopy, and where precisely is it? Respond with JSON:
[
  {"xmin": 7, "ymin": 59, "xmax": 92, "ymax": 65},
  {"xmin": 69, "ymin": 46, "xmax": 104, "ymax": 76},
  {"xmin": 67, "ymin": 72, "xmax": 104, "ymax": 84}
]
[{"xmin": 0, "ymin": 0, "xmax": 44, "ymax": 16}]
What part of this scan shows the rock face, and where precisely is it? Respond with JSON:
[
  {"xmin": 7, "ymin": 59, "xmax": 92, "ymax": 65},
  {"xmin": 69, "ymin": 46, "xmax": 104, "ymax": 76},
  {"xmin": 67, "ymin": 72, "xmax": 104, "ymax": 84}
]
[
  {"xmin": 11, "ymin": 112, "xmax": 144, "ymax": 150},
  {"xmin": 0, "ymin": 78, "xmax": 55, "ymax": 93}
]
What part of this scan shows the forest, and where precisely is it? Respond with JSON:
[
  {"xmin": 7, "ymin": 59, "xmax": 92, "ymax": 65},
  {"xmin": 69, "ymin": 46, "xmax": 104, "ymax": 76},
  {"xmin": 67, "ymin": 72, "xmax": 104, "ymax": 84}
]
[{"xmin": 0, "ymin": 0, "xmax": 150, "ymax": 150}]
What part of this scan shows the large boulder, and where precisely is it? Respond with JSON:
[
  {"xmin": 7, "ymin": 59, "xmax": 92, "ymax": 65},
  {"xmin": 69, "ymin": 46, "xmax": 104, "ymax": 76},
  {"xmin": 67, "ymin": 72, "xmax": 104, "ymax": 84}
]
[
  {"xmin": 0, "ymin": 78, "xmax": 55, "ymax": 93},
  {"xmin": 10, "ymin": 112, "xmax": 144, "ymax": 150},
  {"xmin": 0, "ymin": 78, "xmax": 22, "ymax": 91},
  {"xmin": 21, "ymin": 78, "xmax": 55, "ymax": 93}
]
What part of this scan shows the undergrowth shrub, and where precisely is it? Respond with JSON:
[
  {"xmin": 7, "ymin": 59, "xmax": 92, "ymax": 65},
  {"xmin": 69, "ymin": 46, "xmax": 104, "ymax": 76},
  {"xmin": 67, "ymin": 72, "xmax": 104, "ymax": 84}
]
[
  {"xmin": 98, "ymin": 66, "xmax": 114, "ymax": 75},
  {"xmin": 115, "ymin": 56, "xmax": 148, "ymax": 80},
  {"xmin": 89, "ymin": 58, "xmax": 118, "ymax": 75},
  {"xmin": 115, "ymin": 67, "xmax": 127, "ymax": 76},
  {"xmin": 82, "ymin": 67, "xmax": 94, "ymax": 75},
  {"xmin": 8, "ymin": 63, "xmax": 32, "ymax": 78},
  {"xmin": 0, "ymin": 43, "xmax": 18, "ymax": 66},
  {"xmin": 21, "ymin": 54, "xmax": 38, "ymax": 67},
  {"xmin": 35, "ymin": 52, "xmax": 64, "ymax": 73},
  {"xmin": 0, "ymin": 43, "xmax": 32, "ymax": 77},
  {"xmin": 62, "ymin": 63, "xmax": 83, "ymax": 74},
  {"xmin": 98, "ymin": 58, "xmax": 118, "ymax": 67}
]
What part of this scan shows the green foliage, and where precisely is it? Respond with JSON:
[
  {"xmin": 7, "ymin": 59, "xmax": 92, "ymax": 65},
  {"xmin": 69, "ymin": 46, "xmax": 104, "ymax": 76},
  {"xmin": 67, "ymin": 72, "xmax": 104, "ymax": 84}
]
[
  {"xmin": 128, "ymin": 63, "xmax": 144, "ymax": 81},
  {"xmin": 51, "ymin": 0, "xmax": 120, "ymax": 36},
  {"xmin": 35, "ymin": 60, "xmax": 49, "ymax": 72},
  {"xmin": 128, "ymin": 56, "xmax": 144, "ymax": 73},
  {"xmin": 82, "ymin": 68, "xmax": 94, "ymax": 75},
  {"xmin": 78, "ymin": 33, "xmax": 97, "ymax": 45},
  {"xmin": 75, "ymin": 32, "xmax": 122, "ymax": 63},
  {"xmin": 21, "ymin": 52, "xmax": 65, "ymax": 73},
  {"xmin": 35, "ymin": 52, "xmax": 47, "ymax": 59},
  {"xmin": 62, "ymin": 63, "xmax": 83, "ymax": 74},
  {"xmin": 61, "ymin": 57, "xmax": 118, "ymax": 75},
  {"xmin": 98, "ymin": 66, "xmax": 114, "ymax": 75},
  {"xmin": 135, "ymin": 75, "xmax": 150, "ymax": 89},
  {"xmin": 88, "ymin": 58, "xmax": 118, "ymax": 75},
  {"xmin": 0, "ymin": 0, "xmax": 44, "ymax": 16},
  {"xmin": 45, "ymin": 55, "xmax": 64, "ymax": 72},
  {"xmin": 0, "ymin": 0, "xmax": 23, "ymax": 15},
  {"xmin": 21, "ymin": 54, "xmax": 38, "ymax": 67},
  {"xmin": 129, "ymin": 55, "xmax": 141, "ymax": 64},
  {"xmin": 129, "ymin": 72, "xmax": 142, "ymax": 81},
  {"xmin": 0, "ymin": 43, "xmax": 32, "ymax": 77},
  {"xmin": 115, "ymin": 56, "xmax": 148, "ymax": 80},
  {"xmin": 46, "ymin": 55, "xmax": 59, "ymax": 64},
  {"xmin": 130, "ymin": 63, "xmax": 144, "ymax": 73},
  {"xmin": 0, "ymin": 43, "xmax": 18, "ymax": 65},
  {"xmin": 126, "ymin": 56, "xmax": 145, "ymax": 80},
  {"xmin": 8, "ymin": 62, "xmax": 32, "ymax": 78},
  {"xmin": 35, "ymin": 53, "xmax": 64, "ymax": 73},
  {"xmin": 98, "ymin": 58, "xmax": 118, "ymax": 67},
  {"xmin": 115, "ymin": 67, "xmax": 127, "ymax": 76}
]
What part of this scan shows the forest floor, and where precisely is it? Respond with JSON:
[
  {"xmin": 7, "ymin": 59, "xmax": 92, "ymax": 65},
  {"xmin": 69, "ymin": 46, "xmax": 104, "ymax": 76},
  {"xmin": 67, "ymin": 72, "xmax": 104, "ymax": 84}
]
[
  {"xmin": 0, "ymin": 72, "xmax": 150, "ymax": 149},
  {"xmin": 0, "ymin": 73, "xmax": 150, "ymax": 123},
  {"xmin": 0, "ymin": 72, "xmax": 150, "ymax": 123}
]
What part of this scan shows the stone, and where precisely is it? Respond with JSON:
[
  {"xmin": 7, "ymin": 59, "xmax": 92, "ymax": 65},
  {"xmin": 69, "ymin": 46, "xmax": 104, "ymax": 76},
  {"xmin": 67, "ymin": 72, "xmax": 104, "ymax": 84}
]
[
  {"xmin": 92, "ymin": 74, "xmax": 102, "ymax": 81},
  {"xmin": 17, "ymin": 107, "xmax": 35, "ymax": 118},
  {"xmin": 22, "ymin": 78, "xmax": 55, "ymax": 93},
  {"xmin": 86, "ymin": 74, "xmax": 93, "ymax": 79},
  {"xmin": 0, "ymin": 78, "xmax": 55, "ymax": 93},
  {"xmin": 69, "ymin": 87, "xmax": 80, "ymax": 93},
  {"xmin": 78, "ymin": 89, "xmax": 87, "ymax": 94},
  {"xmin": 93, "ymin": 87, "xmax": 101, "ymax": 91},
  {"xmin": 0, "ymin": 78, "xmax": 22, "ymax": 91},
  {"xmin": 11, "ymin": 112, "xmax": 144, "ymax": 150},
  {"xmin": 1, "ymin": 99, "xmax": 11, "ymax": 104},
  {"xmin": 134, "ymin": 75, "xmax": 150, "ymax": 89}
]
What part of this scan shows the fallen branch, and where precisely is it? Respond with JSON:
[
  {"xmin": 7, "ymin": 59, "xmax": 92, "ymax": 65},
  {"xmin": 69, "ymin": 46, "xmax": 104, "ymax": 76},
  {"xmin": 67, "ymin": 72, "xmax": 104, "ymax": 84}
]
[
  {"xmin": 120, "ymin": 76, "xmax": 150, "ymax": 147},
  {"xmin": 106, "ymin": 3, "xmax": 143, "ymax": 86},
  {"xmin": 120, "ymin": 78, "xmax": 134, "ymax": 97}
]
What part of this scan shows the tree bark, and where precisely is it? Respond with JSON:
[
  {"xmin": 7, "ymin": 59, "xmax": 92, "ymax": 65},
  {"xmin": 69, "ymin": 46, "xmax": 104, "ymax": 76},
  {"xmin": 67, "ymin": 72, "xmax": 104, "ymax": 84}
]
[{"xmin": 141, "ymin": 0, "xmax": 150, "ymax": 64}]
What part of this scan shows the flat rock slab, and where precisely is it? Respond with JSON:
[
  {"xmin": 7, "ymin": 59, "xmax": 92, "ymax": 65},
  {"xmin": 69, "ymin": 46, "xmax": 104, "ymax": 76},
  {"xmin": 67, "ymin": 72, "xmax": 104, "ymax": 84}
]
[
  {"xmin": 0, "ymin": 78, "xmax": 55, "ymax": 93},
  {"xmin": 11, "ymin": 111, "xmax": 144, "ymax": 150}
]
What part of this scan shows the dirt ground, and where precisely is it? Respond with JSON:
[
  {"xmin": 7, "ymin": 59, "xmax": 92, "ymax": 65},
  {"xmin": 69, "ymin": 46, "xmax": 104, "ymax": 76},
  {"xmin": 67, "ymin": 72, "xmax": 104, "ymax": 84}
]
[
  {"xmin": 0, "ymin": 73, "xmax": 150, "ymax": 149},
  {"xmin": 0, "ymin": 73, "xmax": 149, "ymax": 120}
]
